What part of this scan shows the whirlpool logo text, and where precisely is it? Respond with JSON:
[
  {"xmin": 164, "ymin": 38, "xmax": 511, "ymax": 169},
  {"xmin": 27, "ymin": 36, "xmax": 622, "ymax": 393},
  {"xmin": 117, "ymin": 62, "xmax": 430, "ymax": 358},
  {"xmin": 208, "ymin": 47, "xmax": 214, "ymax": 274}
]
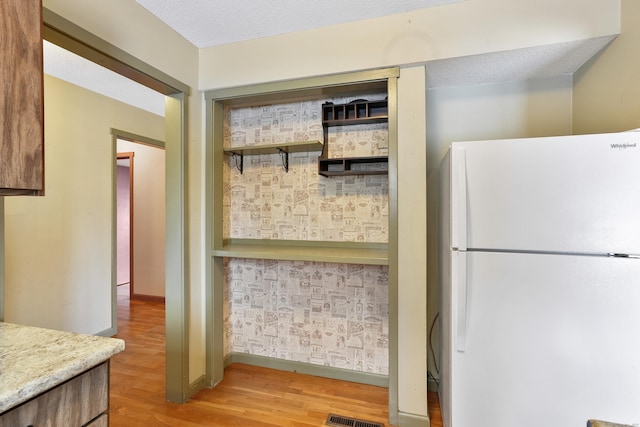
[{"xmin": 610, "ymin": 142, "xmax": 637, "ymax": 149}]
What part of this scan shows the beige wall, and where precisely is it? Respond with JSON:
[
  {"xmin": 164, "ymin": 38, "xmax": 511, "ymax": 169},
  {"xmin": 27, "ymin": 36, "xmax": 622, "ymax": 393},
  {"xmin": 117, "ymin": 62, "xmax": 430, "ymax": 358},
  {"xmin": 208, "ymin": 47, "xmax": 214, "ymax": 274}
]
[
  {"xmin": 573, "ymin": 0, "xmax": 640, "ymax": 133},
  {"xmin": 426, "ymin": 76, "xmax": 574, "ymax": 172},
  {"xmin": 199, "ymin": 0, "xmax": 618, "ymax": 89},
  {"xmin": 424, "ymin": 75, "xmax": 574, "ymax": 391},
  {"xmin": 4, "ymin": 75, "xmax": 164, "ymax": 334},
  {"xmin": 42, "ymin": 0, "xmax": 206, "ymax": 383},
  {"xmin": 117, "ymin": 139, "xmax": 166, "ymax": 298},
  {"xmin": 397, "ymin": 66, "xmax": 429, "ymax": 417}
]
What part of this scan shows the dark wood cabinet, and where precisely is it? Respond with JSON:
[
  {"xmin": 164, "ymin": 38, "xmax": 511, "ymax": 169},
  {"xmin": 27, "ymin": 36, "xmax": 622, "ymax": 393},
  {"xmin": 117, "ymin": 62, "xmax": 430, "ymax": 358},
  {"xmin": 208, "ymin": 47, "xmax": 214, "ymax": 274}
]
[
  {"xmin": 318, "ymin": 99, "xmax": 388, "ymax": 177},
  {"xmin": 318, "ymin": 156, "xmax": 388, "ymax": 176},
  {"xmin": 0, "ymin": 0, "xmax": 45, "ymax": 195}
]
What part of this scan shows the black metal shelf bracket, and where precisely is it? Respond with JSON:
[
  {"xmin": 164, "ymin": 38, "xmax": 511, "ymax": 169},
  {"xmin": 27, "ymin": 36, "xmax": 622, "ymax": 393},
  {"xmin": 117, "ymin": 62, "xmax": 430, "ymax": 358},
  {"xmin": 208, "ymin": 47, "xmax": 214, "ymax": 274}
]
[
  {"xmin": 278, "ymin": 149, "xmax": 289, "ymax": 172},
  {"xmin": 231, "ymin": 152, "xmax": 243, "ymax": 174}
]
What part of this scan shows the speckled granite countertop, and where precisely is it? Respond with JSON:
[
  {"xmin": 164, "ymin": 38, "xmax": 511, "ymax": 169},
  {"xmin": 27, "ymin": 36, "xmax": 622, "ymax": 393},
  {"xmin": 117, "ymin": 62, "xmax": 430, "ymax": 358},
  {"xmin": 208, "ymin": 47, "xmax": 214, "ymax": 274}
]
[{"xmin": 0, "ymin": 322, "xmax": 125, "ymax": 413}]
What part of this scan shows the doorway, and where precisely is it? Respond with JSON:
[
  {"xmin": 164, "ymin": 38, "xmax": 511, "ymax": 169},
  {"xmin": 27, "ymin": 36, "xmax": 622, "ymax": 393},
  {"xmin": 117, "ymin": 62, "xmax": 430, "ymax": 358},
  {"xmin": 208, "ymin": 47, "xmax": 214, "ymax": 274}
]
[
  {"xmin": 45, "ymin": 6, "xmax": 190, "ymax": 403},
  {"xmin": 115, "ymin": 137, "xmax": 166, "ymax": 303},
  {"xmin": 116, "ymin": 152, "xmax": 134, "ymax": 298}
]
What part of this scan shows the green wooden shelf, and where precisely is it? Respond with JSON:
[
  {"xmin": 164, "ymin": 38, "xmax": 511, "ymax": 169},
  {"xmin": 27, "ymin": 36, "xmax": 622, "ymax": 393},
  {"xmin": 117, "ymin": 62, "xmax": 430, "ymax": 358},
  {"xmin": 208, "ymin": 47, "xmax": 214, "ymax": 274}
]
[{"xmin": 212, "ymin": 239, "xmax": 388, "ymax": 265}]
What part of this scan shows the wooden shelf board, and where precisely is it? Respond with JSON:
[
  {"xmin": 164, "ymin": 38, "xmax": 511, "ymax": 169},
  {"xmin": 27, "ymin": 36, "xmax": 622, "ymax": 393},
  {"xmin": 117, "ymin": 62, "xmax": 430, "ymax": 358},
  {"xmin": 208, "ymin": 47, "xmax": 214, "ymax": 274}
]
[
  {"xmin": 323, "ymin": 116, "xmax": 388, "ymax": 127},
  {"xmin": 212, "ymin": 239, "xmax": 388, "ymax": 265},
  {"xmin": 318, "ymin": 156, "xmax": 389, "ymax": 177},
  {"xmin": 319, "ymin": 156, "xmax": 388, "ymax": 163},
  {"xmin": 223, "ymin": 140, "xmax": 323, "ymax": 156},
  {"xmin": 319, "ymin": 170, "xmax": 388, "ymax": 177}
]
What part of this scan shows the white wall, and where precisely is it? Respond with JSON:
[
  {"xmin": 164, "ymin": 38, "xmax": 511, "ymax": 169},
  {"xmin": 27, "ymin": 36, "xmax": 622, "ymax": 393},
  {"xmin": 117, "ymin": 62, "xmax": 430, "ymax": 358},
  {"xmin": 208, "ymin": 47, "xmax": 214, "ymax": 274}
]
[
  {"xmin": 117, "ymin": 139, "xmax": 166, "ymax": 298},
  {"xmin": 4, "ymin": 75, "xmax": 164, "ymax": 334}
]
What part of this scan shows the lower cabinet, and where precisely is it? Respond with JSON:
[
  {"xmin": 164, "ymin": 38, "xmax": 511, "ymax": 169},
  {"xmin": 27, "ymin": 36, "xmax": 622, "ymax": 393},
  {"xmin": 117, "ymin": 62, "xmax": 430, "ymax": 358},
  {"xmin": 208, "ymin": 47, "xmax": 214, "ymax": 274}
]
[
  {"xmin": 85, "ymin": 414, "xmax": 108, "ymax": 427},
  {"xmin": 0, "ymin": 362, "xmax": 109, "ymax": 427}
]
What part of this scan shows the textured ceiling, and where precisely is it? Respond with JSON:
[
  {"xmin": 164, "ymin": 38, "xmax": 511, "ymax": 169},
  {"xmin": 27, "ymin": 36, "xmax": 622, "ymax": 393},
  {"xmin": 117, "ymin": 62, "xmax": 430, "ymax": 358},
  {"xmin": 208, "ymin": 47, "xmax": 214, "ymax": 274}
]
[{"xmin": 135, "ymin": 0, "xmax": 464, "ymax": 48}]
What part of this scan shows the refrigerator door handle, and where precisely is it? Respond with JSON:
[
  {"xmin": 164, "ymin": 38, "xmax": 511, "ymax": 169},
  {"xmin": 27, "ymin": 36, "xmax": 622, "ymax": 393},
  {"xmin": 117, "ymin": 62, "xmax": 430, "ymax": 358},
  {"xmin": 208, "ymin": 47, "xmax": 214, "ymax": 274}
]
[
  {"xmin": 452, "ymin": 146, "xmax": 468, "ymax": 251},
  {"xmin": 456, "ymin": 251, "xmax": 469, "ymax": 352},
  {"xmin": 608, "ymin": 253, "xmax": 640, "ymax": 259}
]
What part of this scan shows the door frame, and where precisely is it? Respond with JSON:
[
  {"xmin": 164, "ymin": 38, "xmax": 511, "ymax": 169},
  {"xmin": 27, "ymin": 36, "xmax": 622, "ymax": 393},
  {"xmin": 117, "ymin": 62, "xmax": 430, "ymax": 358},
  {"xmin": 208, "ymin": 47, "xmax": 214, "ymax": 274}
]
[
  {"xmin": 116, "ymin": 151, "xmax": 134, "ymax": 298},
  {"xmin": 43, "ymin": 10, "xmax": 192, "ymax": 404}
]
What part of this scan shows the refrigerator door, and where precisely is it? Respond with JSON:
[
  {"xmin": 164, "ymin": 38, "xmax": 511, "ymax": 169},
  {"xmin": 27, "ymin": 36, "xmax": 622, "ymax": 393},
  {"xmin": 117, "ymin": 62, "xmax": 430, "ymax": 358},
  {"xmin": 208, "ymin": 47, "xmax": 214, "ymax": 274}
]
[
  {"xmin": 445, "ymin": 251, "xmax": 640, "ymax": 427},
  {"xmin": 451, "ymin": 132, "xmax": 640, "ymax": 255}
]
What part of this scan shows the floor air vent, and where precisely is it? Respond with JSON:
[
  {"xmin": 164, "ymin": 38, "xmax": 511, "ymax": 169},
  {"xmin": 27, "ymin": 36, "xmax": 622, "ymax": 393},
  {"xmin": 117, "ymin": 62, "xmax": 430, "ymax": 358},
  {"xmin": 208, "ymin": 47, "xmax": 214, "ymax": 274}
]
[{"xmin": 325, "ymin": 413, "xmax": 384, "ymax": 427}]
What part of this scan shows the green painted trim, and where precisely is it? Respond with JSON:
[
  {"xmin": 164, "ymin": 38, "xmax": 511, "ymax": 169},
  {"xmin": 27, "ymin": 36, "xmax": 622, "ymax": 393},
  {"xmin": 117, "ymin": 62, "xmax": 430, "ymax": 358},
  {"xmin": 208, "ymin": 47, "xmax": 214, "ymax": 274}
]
[
  {"xmin": 95, "ymin": 326, "xmax": 117, "ymax": 337},
  {"xmin": 427, "ymin": 377, "xmax": 439, "ymax": 393},
  {"xmin": 110, "ymin": 133, "xmax": 119, "ymax": 337},
  {"xmin": 205, "ymin": 97, "xmax": 226, "ymax": 388},
  {"xmin": 397, "ymin": 412, "xmax": 431, "ymax": 427},
  {"xmin": 222, "ymin": 238, "xmax": 388, "ymax": 250},
  {"xmin": 205, "ymin": 67, "xmax": 400, "ymax": 425},
  {"xmin": 111, "ymin": 128, "xmax": 165, "ymax": 148},
  {"xmin": 387, "ymin": 75, "xmax": 400, "ymax": 425},
  {"xmin": 187, "ymin": 375, "xmax": 206, "ymax": 400},
  {"xmin": 165, "ymin": 93, "xmax": 190, "ymax": 403},
  {"xmin": 204, "ymin": 96, "xmax": 214, "ymax": 387},
  {"xmin": 0, "ymin": 197, "xmax": 4, "ymax": 322},
  {"xmin": 205, "ymin": 68, "xmax": 399, "ymax": 107},
  {"xmin": 214, "ymin": 239, "xmax": 388, "ymax": 265},
  {"xmin": 42, "ymin": 8, "xmax": 190, "ymax": 96},
  {"xmin": 224, "ymin": 353, "xmax": 389, "ymax": 388}
]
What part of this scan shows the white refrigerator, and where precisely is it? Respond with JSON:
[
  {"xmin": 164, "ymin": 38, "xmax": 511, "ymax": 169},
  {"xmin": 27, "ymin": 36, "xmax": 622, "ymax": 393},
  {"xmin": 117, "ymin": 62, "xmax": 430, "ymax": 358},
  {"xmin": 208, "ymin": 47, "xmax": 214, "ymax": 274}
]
[{"xmin": 439, "ymin": 132, "xmax": 640, "ymax": 427}]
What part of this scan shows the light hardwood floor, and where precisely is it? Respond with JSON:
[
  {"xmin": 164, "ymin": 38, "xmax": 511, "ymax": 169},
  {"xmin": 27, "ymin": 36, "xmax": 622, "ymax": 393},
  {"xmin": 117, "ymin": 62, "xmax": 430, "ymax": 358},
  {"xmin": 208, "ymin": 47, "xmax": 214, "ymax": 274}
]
[{"xmin": 111, "ymin": 284, "xmax": 442, "ymax": 426}]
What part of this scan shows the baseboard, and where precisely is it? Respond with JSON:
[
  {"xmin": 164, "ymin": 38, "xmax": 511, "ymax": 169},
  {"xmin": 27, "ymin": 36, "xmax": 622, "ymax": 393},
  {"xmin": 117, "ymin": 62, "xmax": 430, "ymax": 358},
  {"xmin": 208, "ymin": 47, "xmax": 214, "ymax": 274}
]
[
  {"xmin": 95, "ymin": 326, "xmax": 117, "ymax": 337},
  {"xmin": 225, "ymin": 352, "xmax": 388, "ymax": 388},
  {"xmin": 131, "ymin": 293, "xmax": 165, "ymax": 303},
  {"xmin": 397, "ymin": 411, "xmax": 431, "ymax": 427},
  {"xmin": 187, "ymin": 375, "xmax": 206, "ymax": 400},
  {"xmin": 427, "ymin": 377, "xmax": 439, "ymax": 392}
]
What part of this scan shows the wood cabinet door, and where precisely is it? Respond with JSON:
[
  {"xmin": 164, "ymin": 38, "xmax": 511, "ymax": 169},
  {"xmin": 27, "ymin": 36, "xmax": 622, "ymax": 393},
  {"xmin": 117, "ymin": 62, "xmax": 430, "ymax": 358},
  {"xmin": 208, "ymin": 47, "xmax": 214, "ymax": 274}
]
[
  {"xmin": 0, "ymin": 362, "xmax": 109, "ymax": 427},
  {"xmin": 0, "ymin": 0, "xmax": 44, "ymax": 195},
  {"xmin": 85, "ymin": 413, "xmax": 108, "ymax": 427}
]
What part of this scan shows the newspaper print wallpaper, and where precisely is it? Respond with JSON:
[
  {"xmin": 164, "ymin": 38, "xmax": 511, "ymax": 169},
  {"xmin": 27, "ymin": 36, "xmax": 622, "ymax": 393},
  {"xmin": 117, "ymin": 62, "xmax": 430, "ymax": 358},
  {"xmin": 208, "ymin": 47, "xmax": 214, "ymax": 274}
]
[
  {"xmin": 222, "ymin": 93, "xmax": 389, "ymax": 242},
  {"xmin": 223, "ymin": 258, "xmax": 389, "ymax": 374},
  {"xmin": 223, "ymin": 94, "xmax": 390, "ymax": 375}
]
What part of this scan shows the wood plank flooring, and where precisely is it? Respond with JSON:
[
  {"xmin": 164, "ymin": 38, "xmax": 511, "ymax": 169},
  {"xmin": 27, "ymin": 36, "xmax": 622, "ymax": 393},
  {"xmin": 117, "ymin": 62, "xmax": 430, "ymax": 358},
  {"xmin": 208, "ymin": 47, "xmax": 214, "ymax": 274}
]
[{"xmin": 110, "ymin": 284, "xmax": 443, "ymax": 426}]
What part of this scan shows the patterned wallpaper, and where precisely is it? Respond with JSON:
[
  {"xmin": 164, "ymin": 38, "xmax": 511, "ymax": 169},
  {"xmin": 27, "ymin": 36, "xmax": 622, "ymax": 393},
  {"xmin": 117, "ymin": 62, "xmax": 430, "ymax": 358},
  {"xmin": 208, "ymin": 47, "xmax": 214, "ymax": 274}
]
[
  {"xmin": 222, "ymin": 94, "xmax": 390, "ymax": 375},
  {"xmin": 223, "ymin": 258, "xmax": 389, "ymax": 375},
  {"xmin": 223, "ymin": 94, "xmax": 389, "ymax": 243}
]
